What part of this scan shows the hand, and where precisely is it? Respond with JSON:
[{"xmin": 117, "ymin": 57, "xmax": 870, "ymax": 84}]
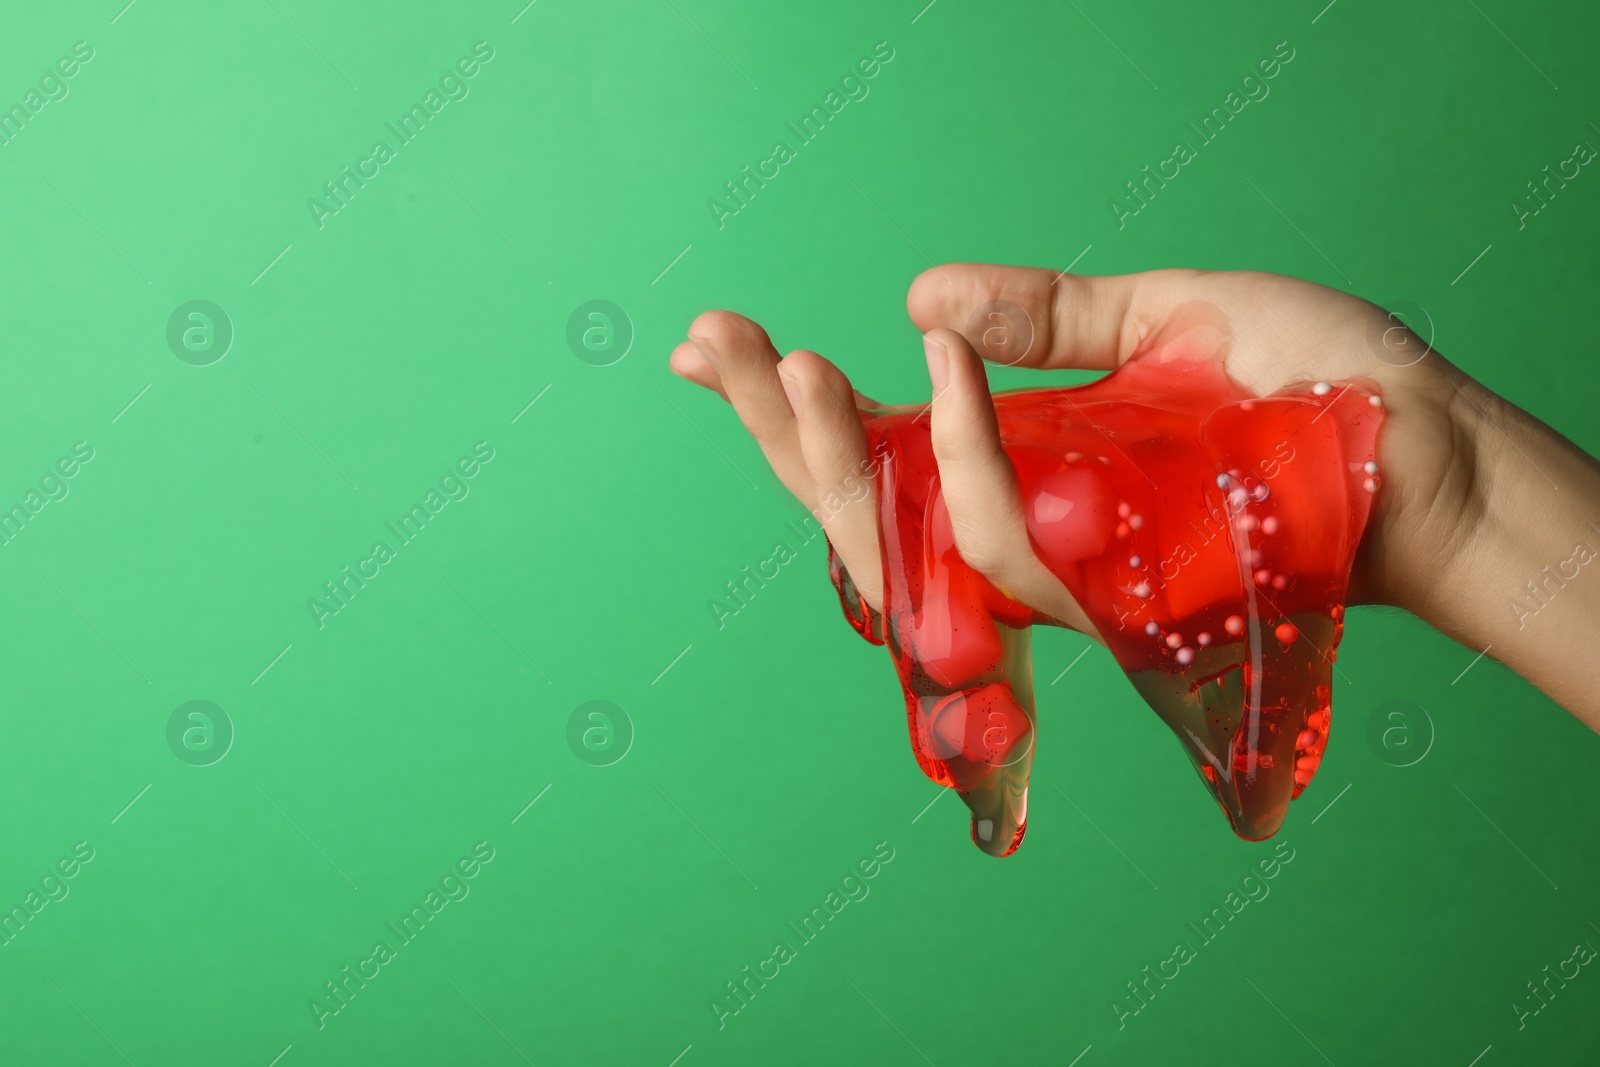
[
  {"xmin": 669, "ymin": 263, "xmax": 1600, "ymax": 725},
  {"xmin": 667, "ymin": 265, "xmax": 1471, "ymax": 634}
]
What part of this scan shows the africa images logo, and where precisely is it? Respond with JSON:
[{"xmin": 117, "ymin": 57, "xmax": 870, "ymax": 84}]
[
  {"xmin": 306, "ymin": 442, "xmax": 496, "ymax": 629},
  {"xmin": 307, "ymin": 42, "xmax": 496, "ymax": 230},
  {"xmin": 706, "ymin": 41, "xmax": 896, "ymax": 230}
]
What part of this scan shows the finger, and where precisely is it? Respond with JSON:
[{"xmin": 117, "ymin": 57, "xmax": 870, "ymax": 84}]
[
  {"xmin": 907, "ymin": 263, "xmax": 1193, "ymax": 371},
  {"xmin": 673, "ymin": 338, "xmax": 887, "ymax": 413},
  {"xmin": 775, "ymin": 351, "xmax": 884, "ymax": 609},
  {"xmin": 685, "ymin": 311, "xmax": 815, "ymax": 507},
  {"xmin": 669, "ymin": 340, "xmax": 729, "ymax": 400},
  {"xmin": 923, "ymin": 328, "xmax": 1099, "ymax": 636}
]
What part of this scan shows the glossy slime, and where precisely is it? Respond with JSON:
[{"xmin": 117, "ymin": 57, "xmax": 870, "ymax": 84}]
[{"xmin": 828, "ymin": 330, "xmax": 1384, "ymax": 857}]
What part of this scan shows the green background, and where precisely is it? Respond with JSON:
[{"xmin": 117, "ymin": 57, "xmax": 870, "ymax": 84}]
[{"xmin": 1, "ymin": 0, "xmax": 1596, "ymax": 1063}]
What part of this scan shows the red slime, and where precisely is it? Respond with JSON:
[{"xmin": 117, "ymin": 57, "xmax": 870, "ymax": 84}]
[{"xmin": 828, "ymin": 332, "xmax": 1384, "ymax": 857}]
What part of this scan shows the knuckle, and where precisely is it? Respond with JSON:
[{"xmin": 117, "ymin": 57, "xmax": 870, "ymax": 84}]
[
  {"xmin": 928, "ymin": 421, "xmax": 959, "ymax": 461},
  {"xmin": 785, "ymin": 352, "xmax": 850, "ymax": 403},
  {"xmin": 948, "ymin": 518, "xmax": 1005, "ymax": 577},
  {"xmin": 931, "ymin": 427, "xmax": 1000, "ymax": 476},
  {"xmin": 690, "ymin": 310, "xmax": 769, "ymax": 354},
  {"xmin": 812, "ymin": 365, "xmax": 854, "ymax": 407},
  {"xmin": 969, "ymin": 556, "xmax": 1014, "ymax": 591},
  {"xmin": 738, "ymin": 414, "xmax": 778, "ymax": 449},
  {"xmin": 954, "ymin": 510, "xmax": 1039, "ymax": 590}
]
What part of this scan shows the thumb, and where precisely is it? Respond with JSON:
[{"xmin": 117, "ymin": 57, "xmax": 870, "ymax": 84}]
[{"xmin": 907, "ymin": 263, "xmax": 1195, "ymax": 371}]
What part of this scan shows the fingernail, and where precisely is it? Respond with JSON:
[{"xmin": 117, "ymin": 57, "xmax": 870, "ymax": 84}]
[
  {"xmin": 688, "ymin": 334, "xmax": 721, "ymax": 372},
  {"xmin": 776, "ymin": 361, "xmax": 804, "ymax": 416},
  {"xmin": 923, "ymin": 334, "xmax": 949, "ymax": 393}
]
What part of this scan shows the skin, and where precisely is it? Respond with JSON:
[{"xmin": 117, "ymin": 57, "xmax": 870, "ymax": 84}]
[{"xmin": 669, "ymin": 264, "xmax": 1600, "ymax": 729}]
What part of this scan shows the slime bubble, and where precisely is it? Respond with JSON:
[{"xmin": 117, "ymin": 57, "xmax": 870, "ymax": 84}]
[{"xmin": 828, "ymin": 336, "xmax": 1383, "ymax": 857}]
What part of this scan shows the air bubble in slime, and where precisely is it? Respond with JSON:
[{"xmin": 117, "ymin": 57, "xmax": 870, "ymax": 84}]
[{"xmin": 828, "ymin": 342, "xmax": 1384, "ymax": 857}]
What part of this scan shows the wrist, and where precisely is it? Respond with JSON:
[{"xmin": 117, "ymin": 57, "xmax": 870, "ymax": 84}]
[
  {"xmin": 1401, "ymin": 369, "xmax": 1600, "ymax": 724},
  {"xmin": 1350, "ymin": 356, "xmax": 1486, "ymax": 620}
]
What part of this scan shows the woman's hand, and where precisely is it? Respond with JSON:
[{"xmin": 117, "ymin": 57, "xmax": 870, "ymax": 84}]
[{"xmin": 670, "ymin": 264, "xmax": 1600, "ymax": 726}]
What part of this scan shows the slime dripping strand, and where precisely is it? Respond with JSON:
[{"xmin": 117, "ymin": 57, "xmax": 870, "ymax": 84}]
[{"xmin": 827, "ymin": 356, "xmax": 1383, "ymax": 856}]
